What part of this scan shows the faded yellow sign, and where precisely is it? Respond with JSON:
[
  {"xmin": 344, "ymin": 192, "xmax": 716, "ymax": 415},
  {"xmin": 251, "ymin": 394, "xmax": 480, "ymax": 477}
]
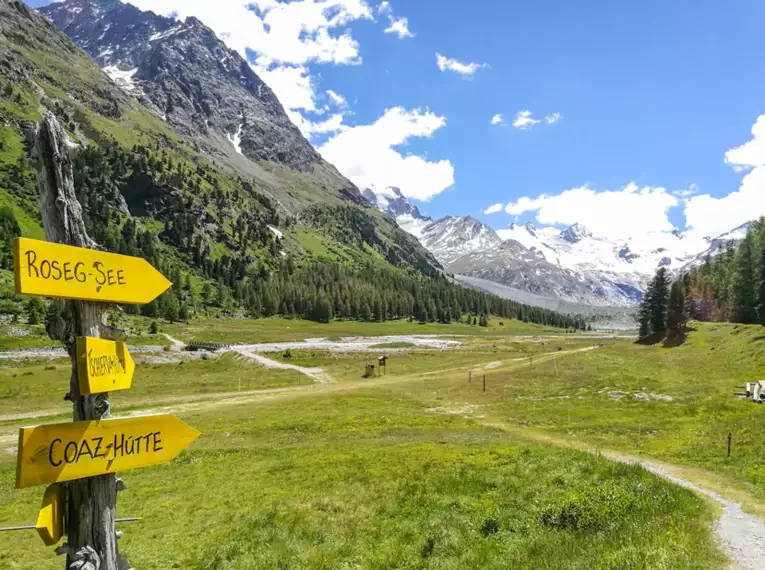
[
  {"xmin": 35, "ymin": 484, "xmax": 63, "ymax": 546},
  {"xmin": 76, "ymin": 337, "xmax": 135, "ymax": 395}
]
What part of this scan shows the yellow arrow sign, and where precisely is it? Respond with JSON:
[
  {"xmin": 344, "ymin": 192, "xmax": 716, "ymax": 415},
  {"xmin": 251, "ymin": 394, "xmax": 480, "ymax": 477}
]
[
  {"xmin": 16, "ymin": 415, "xmax": 200, "ymax": 489},
  {"xmin": 36, "ymin": 484, "xmax": 63, "ymax": 546},
  {"xmin": 76, "ymin": 337, "xmax": 135, "ymax": 395},
  {"xmin": 13, "ymin": 237, "xmax": 172, "ymax": 304}
]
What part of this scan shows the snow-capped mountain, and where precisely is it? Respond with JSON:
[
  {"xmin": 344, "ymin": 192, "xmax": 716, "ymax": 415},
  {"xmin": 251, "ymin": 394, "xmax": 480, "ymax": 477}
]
[
  {"xmin": 362, "ymin": 186, "xmax": 431, "ymax": 239},
  {"xmin": 361, "ymin": 187, "xmax": 752, "ymax": 307},
  {"xmin": 419, "ymin": 216, "xmax": 504, "ymax": 264}
]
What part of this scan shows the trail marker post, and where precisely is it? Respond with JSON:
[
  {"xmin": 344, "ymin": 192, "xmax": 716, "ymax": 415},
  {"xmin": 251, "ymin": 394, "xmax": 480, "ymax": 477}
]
[{"xmin": 9, "ymin": 112, "xmax": 192, "ymax": 570}]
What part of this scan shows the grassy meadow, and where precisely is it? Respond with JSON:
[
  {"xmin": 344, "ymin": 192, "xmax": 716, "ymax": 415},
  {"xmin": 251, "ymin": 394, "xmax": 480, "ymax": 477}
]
[{"xmin": 3, "ymin": 319, "xmax": 762, "ymax": 568}]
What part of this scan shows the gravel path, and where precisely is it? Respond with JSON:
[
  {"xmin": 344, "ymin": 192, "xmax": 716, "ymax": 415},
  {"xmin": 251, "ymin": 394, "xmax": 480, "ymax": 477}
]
[
  {"xmin": 617, "ymin": 457, "xmax": 765, "ymax": 569},
  {"xmin": 163, "ymin": 333, "xmax": 186, "ymax": 351},
  {"xmin": 233, "ymin": 348, "xmax": 333, "ymax": 384}
]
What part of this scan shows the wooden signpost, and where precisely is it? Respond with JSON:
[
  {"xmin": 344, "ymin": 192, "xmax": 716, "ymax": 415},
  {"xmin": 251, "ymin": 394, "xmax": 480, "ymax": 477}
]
[
  {"xmin": 16, "ymin": 415, "xmax": 200, "ymax": 488},
  {"xmin": 76, "ymin": 337, "xmax": 135, "ymax": 395},
  {"xmin": 5, "ymin": 113, "xmax": 198, "ymax": 569}
]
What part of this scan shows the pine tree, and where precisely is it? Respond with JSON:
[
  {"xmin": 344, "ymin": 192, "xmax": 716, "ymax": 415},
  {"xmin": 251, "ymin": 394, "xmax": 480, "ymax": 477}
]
[
  {"xmin": 730, "ymin": 230, "xmax": 757, "ymax": 323},
  {"xmin": 758, "ymin": 237, "xmax": 765, "ymax": 326},
  {"xmin": 666, "ymin": 279, "xmax": 686, "ymax": 333},
  {"xmin": 649, "ymin": 268, "xmax": 670, "ymax": 334}
]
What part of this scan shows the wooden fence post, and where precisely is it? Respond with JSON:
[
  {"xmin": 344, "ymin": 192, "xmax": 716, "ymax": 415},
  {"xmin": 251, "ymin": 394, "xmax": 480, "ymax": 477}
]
[
  {"xmin": 728, "ymin": 432, "xmax": 732, "ymax": 458},
  {"xmin": 33, "ymin": 112, "xmax": 126, "ymax": 570},
  {"xmin": 482, "ymin": 374, "xmax": 486, "ymax": 393}
]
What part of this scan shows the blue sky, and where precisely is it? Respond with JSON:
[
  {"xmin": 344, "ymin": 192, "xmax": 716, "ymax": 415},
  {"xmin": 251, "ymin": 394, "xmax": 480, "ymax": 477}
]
[{"xmin": 30, "ymin": 0, "xmax": 765, "ymax": 240}]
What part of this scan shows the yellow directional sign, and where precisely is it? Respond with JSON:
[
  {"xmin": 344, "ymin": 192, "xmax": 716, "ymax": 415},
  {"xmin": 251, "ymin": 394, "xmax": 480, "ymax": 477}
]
[
  {"xmin": 16, "ymin": 415, "xmax": 200, "ymax": 489},
  {"xmin": 13, "ymin": 237, "xmax": 171, "ymax": 304},
  {"xmin": 35, "ymin": 484, "xmax": 63, "ymax": 546},
  {"xmin": 76, "ymin": 337, "xmax": 135, "ymax": 395}
]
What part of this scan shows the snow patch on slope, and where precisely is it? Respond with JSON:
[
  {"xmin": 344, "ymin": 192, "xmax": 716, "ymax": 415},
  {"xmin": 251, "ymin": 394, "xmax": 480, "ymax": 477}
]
[
  {"xmin": 227, "ymin": 122, "xmax": 243, "ymax": 155},
  {"xmin": 149, "ymin": 26, "xmax": 184, "ymax": 42},
  {"xmin": 102, "ymin": 65, "xmax": 137, "ymax": 92}
]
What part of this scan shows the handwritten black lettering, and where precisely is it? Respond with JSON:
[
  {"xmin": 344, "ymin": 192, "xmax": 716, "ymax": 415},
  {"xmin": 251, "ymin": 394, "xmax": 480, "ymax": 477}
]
[
  {"xmin": 74, "ymin": 262, "xmax": 86, "ymax": 283},
  {"xmin": 48, "ymin": 438, "xmax": 62, "ymax": 467},
  {"xmin": 50, "ymin": 260, "xmax": 62, "ymax": 281},
  {"xmin": 40, "ymin": 260, "xmax": 51, "ymax": 279},
  {"xmin": 93, "ymin": 262, "xmax": 106, "ymax": 292},
  {"xmin": 153, "ymin": 432, "xmax": 163, "ymax": 453},
  {"xmin": 25, "ymin": 250, "xmax": 39, "ymax": 277},
  {"xmin": 78, "ymin": 439, "xmax": 94, "ymax": 461},
  {"xmin": 92, "ymin": 437, "xmax": 105, "ymax": 459},
  {"xmin": 117, "ymin": 270, "xmax": 126, "ymax": 285},
  {"xmin": 64, "ymin": 441, "xmax": 78, "ymax": 464}
]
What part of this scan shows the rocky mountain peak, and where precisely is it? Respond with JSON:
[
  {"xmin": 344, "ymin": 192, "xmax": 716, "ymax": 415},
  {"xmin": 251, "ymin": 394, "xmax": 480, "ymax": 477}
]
[
  {"xmin": 40, "ymin": 0, "xmax": 325, "ymax": 173},
  {"xmin": 362, "ymin": 186, "xmax": 429, "ymax": 221},
  {"xmin": 560, "ymin": 223, "xmax": 592, "ymax": 243}
]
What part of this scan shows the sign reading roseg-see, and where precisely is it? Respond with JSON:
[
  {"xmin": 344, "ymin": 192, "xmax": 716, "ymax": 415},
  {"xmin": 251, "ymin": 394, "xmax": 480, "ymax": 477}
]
[
  {"xmin": 16, "ymin": 415, "xmax": 200, "ymax": 488},
  {"xmin": 13, "ymin": 237, "xmax": 171, "ymax": 304}
]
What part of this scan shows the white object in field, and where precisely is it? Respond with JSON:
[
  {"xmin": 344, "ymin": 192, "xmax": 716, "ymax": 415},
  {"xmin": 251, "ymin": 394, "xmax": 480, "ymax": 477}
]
[{"xmin": 743, "ymin": 381, "xmax": 765, "ymax": 403}]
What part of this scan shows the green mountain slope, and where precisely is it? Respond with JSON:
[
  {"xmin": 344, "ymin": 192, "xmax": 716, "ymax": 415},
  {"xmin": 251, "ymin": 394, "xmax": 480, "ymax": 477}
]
[{"xmin": 0, "ymin": 0, "xmax": 582, "ymax": 329}]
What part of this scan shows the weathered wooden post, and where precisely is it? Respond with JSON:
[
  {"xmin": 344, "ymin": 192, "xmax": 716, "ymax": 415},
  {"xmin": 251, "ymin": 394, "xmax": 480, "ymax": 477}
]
[
  {"xmin": 482, "ymin": 374, "xmax": 486, "ymax": 393},
  {"xmin": 553, "ymin": 356, "xmax": 558, "ymax": 376},
  {"xmin": 32, "ymin": 112, "xmax": 125, "ymax": 570},
  {"xmin": 11, "ymin": 112, "xmax": 196, "ymax": 569}
]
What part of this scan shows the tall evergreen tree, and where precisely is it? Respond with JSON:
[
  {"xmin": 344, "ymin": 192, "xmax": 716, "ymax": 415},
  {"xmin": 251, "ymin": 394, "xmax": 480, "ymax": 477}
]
[
  {"xmin": 666, "ymin": 279, "xmax": 686, "ymax": 333},
  {"xmin": 758, "ymin": 237, "xmax": 765, "ymax": 326},
  {"xmin": 649, "ymin": 268, "xmax": 670, "ymax": 334},
  {"xmin": 730, "ymin": 230, "xmax": 757, "ymax": 323}
]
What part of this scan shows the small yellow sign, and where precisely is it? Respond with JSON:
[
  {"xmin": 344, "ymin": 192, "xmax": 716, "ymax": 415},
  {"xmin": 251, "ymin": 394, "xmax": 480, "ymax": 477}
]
[
  {"xmin": 36, "ymin": 484, "xmax": 63, "ymax": 546},
  {"xmin": 16, "ymin": 415, "xmax": 200, "ymax": 489},
  {"xmin": 13, "ymin": 237, "xmax": 171, "ymax": 304},
  {"xmin": 76, "ymin": 337, "xmax": 135, "ymax": 395}
]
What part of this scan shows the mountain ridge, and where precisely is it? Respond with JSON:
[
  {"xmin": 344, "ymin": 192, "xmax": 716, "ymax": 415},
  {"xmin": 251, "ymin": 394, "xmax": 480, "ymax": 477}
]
[{"xmin": 362, "ymin": 187, "xmax": 752, "ymax": 307}]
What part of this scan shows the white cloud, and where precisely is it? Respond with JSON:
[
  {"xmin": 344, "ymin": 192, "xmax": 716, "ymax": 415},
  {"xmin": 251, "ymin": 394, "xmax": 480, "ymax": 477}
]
[
  {"xmin": 673, "ymin": 183, "xmax": 699, "ymax": 198},
  {"xmin": 684, "ymin": 115, "xmax": 765, "ymax": 238},
  {"xmin": 254, "ymin": 64, "xmax": 316, "ymax": 111},
  {"xmin": 326, "ymin": 89, "xmax": 348, "ymax": 107},
  {"xmin": 289, "ymin": 111, "xmax": 346, "ymax": 138},
  {"xmin": 126, "ymin": 0, "xmax": 373, "ymax": 67},
  {"xmin": 385, "ymin": 16, "xmax": 414, "ymax": 38},
  {"xmin": 512, "ymin": 110, "xmax": 540, "ymax": 129},
  {"xmin": 376, "ymin": 1, "xmax": 413, "ymax": 38},
  {"xmin": 319, "ymin": 107, "xmax": 454, "ymax": 201},
  {"xmin": 483, "ymin": 203, "xmax": 504, "ymax": 214},
  {"xmin": 513, "ymin": 110, "xmax": 563, "ymax": 130},
  {"xmin": 436, "ymin": 53, "xmax": 487, "ymax": 76},
  {"xmin": 123, "ymin": 0, "xmax": 374, "ymax": 133},
  {"xmin": 490, "ymin": 114, "xmax": 504, "ymax": 126},
  {"xmin": 725, "ymin": 115, "xmax": 765, "ymax": 171},
  {"xmin": 504, "ymin": 183, "xmax": 679, "ymax": 239}
]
